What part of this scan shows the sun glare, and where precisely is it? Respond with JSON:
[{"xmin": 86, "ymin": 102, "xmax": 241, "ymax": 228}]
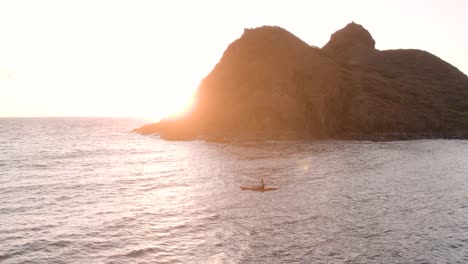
[{"xmin": 158, "ymin": 89, "xmax": 195, "ymax": 120}]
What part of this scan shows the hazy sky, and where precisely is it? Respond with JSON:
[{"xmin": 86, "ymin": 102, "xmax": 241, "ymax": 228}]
[{"xmin": 0, "ymin": 0, "xmax": 467, "ymax": 119}]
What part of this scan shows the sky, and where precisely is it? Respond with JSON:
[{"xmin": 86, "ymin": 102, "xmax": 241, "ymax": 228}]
[{"xmin": 0, "ymin": 0, "xmax": 467, "ymax": 119}]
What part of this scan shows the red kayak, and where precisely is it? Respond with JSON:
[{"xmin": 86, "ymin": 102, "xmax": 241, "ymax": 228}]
[{"xmin": 240, "ymin": 186, "xmax": 278, "ymax": 192}]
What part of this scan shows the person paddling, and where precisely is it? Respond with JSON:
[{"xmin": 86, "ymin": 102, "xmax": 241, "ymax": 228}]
[{"xmin": 240, "ymin": 178, "xmax": 277, "ymax": 192}]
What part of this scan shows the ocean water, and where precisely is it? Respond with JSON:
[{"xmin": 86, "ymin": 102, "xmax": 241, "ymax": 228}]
[{"xmin": 0, "ymin": 118, "xmax": 468, "ymax": 264}]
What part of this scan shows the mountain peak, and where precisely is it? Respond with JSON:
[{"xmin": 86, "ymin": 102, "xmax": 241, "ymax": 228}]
[{"xmin": 323, "ymin": 22, "xmax": 376, "ymax": 50}]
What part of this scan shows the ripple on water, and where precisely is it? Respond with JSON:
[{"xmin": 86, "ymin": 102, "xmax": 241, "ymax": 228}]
[{"xmin": 1, "ymin": 119, "xmax": 468, "ymax": 263}]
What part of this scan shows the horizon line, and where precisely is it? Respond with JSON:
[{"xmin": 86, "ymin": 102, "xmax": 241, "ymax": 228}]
[{"xmin": 0, "ymin": 116, "xmax": 156, "ymax": 119}]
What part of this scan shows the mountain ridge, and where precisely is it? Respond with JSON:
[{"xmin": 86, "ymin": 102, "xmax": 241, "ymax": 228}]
[{"xmin": 135, "ymin": 22, "xmax": 468, "ymax": 141}]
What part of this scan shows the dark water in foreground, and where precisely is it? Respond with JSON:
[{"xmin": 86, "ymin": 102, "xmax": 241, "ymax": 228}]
[{"xmin": 0, "ymin": 118, "xmax": 468, "ymax": 264}]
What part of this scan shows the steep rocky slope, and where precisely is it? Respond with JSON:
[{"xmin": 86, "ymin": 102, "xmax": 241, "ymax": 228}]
[{"xmin": 135, "ymin": 22, "xmax": 468, "ymax": 141}]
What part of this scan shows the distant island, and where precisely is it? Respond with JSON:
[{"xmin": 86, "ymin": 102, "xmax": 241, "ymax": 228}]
[{"xmin": 134, "ymin": 22, "xmax": 468, "ymax": 141}]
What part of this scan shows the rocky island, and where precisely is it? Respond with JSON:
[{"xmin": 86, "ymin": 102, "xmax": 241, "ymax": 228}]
[{"xmin": 135, "ymin": 22, "xmax": 468, "ymax": 141}]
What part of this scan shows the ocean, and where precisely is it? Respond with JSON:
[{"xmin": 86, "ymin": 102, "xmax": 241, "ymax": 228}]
[{"xmin": 0, "ymin": 118, "xmax": 467, "ymax": 263}]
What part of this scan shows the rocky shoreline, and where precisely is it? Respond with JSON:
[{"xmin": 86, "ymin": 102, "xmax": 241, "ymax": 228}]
[{"xmin": 133, "ymin": 121, "xmax": 468, "ymax": 142}]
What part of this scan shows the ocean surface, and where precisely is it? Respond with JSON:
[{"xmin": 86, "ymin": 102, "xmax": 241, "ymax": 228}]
[{"xmin": 0, "ymin": 118, "xmax": 468, "ymax": 264}]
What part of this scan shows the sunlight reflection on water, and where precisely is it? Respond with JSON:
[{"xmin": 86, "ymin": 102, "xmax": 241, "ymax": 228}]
[{"xmin": 0, "ymin": 118, "xmax": 468, "ymax": 263}]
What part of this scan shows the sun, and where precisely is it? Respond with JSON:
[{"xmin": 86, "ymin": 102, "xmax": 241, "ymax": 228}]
[
  {"xmin": 159, "ymin": 90, "xmax": 195, "ymax": 120},
  {"xmin": 133, "ymin": 80, "xmax": 197, "ymax": 121},
  {"xmin": 138, "ymin": 70, "xmax": 202, "ymax": 121}
]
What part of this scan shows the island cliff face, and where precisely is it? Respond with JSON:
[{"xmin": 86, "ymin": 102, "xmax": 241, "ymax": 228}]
[{"xmin": 135, "ymin": 22, "xmax": 468, "ymax": 141}]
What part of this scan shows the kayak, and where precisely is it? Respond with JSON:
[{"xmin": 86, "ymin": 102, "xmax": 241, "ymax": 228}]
[{"xmin": 240, "ymin": 186, "xmax": 278, "ymax": 192}]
